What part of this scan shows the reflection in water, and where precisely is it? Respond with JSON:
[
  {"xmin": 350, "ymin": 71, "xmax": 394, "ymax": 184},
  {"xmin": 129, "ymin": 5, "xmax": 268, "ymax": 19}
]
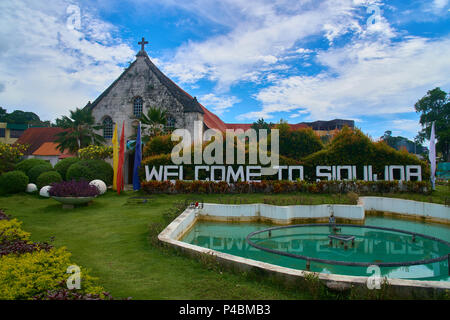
[{"xmin": 182, "ymin": 217, "xmax": 450, "ymax": 281}]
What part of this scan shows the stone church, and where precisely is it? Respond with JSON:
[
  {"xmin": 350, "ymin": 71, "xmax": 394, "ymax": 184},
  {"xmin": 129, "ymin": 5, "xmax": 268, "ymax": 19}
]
[{"xmin": 87, "ymin": 38, "xmax": 211, "ymax": 183}]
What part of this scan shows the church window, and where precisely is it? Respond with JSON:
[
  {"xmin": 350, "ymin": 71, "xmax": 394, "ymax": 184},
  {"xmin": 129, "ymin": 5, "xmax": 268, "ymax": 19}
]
[
  {"xmin": 134, "ymin": 97, "xmax": 143, "ymax": 117},
  {"xmin": 166, "ymin": 116, "xmax": 176, "ymax": 131},
  {"xmin": 103, "ymin": 117, "xmax": 113, "ymax": 139}
]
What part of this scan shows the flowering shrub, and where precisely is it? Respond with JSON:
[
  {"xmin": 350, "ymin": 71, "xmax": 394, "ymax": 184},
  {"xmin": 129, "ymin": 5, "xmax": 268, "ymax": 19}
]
[
  {"xmin": 142, "ymin": 180, "xmax": 431, "ymax": 195},
  {"xmin": 0, "ymin": 248, "xmax": 105, "ymax": 300},
  {"xmin": 0, "ymin": 143, "xmax": 29, "ymax": 174},
  {"xmin": 0, "ymin": 219, "xmax": 31, "ymax": 244},
  {"xmin": 78, "ymin": 145, "xmax": 113, "ymax": 160},
  {"xmin": 0, "ymin": 215, "xmax": 116, "ymax": 300},
  {"xmin": 49, "ymin": 180, "xmax": 100, "ymax": 198}
]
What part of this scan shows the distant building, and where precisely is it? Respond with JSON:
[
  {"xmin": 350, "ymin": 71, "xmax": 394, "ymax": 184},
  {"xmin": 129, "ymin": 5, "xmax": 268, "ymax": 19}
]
[
  {"xmin": 0, "ymin": 123, "xmax": 28, "ymax": 144},
  {"xmin": 14, "ymin": 127, "xmax": 75, "ymax": 165},
  {"xmin": 300, "ymin": 119, "xmax": 355, "ymax": 137}
]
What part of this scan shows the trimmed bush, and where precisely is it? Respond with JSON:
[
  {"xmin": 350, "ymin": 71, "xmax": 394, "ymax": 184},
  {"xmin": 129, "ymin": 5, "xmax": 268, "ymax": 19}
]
[
  {"xmin": 0, "ymin": 171, "xmax": 29, "ymax": 194},
  {"xmin": 66, "ymin": 160, "xmax": 113, "ymax": 186},
  {"xmin": 54, "ymin": 157, "xmax": 80, "ymax": 180},
  {"xmin": 302, "ymin": 127, "xmax": 430, "ymax": 180},
  {"xmin": 36, "ymin": 171, "xmax": 63, "ymax": 189},
  {"xmin": 15, "ymin": 159, "xmax": 51, "ymax": 174},
  {"xmin": 0, "ymin": 247, "xmax": 104, "ymax": 300},
  {"xmin": 27, "ymin": 164, "xmax": 53, "ymax": 184}
]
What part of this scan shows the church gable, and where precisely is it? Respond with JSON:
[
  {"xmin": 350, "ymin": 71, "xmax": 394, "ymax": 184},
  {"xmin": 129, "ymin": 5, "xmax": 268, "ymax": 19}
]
[{"xmin": 88, "ymin": 42, "xmax": 204, "ymax": 137}]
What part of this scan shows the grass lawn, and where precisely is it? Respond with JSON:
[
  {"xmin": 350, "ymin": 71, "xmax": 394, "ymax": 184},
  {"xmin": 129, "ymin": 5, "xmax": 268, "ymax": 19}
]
[{"xmin": 0, "ymin": 186, "xmax": 448, "ymax": 300}]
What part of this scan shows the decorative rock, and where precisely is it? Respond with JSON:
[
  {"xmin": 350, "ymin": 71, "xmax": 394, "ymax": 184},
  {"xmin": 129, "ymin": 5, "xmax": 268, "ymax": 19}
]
[
  {"xmin": 89, "ymin": 180, "xmax": 107, "ymax": 195},
  {"xmin": 39, "ymin": 186, "xmax": 52, "ymax": 198},
  {"xmin": 26, "ymin": 183, "xmax": 38, "ymax": 193}
]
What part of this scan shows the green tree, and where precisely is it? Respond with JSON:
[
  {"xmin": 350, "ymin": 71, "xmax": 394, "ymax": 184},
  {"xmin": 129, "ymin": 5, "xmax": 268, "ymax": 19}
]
[
  {"xmin": 0, "ymin": 107, "xmax": 6, "ymax": 122},
  {"xmin": 275, "ymin": 121, "xmax": 323, "ymax": 160},
  {"xmin": 251, "ymin": 118, "xmax": 274, "ymax": 131},
  {"xmin": 415, "ymin": 87, "xmax": 450, "ymax": 161},
  {"xmin": 3, "ymin": 110, "xmax": 40, "ymax": 124},
  {"xmin": 55, "ymin": 108, "xmax": 105, "ymax": 153}
]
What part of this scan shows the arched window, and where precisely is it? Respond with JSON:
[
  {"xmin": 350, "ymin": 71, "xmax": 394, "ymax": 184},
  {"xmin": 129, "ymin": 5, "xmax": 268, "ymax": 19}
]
[
  {"xmin": 166, "ymin": 116, "xmax": 176, "ymax": 131},
  {"xmin": 103, "ymin": 117, "xmax": 113, "ymax": 139},
  {"xmin": 133, "ymin": 97, "xmax": 143, "ymax": 117}
]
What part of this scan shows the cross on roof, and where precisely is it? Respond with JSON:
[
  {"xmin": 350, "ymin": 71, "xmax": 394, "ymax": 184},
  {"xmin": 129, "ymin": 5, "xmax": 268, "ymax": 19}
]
[{"xmin": 138, "ymin": 37, "xmax": 149, "ymax": 51}]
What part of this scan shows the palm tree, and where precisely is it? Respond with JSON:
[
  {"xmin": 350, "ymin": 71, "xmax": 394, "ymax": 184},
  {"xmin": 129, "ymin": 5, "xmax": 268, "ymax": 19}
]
[
  {"xmin": 55, "ymin": 107, "xmax": 105, "ymax": 153},
  {"xmin": 138, "ymin": 107, "xmax": 168, "ymax": 143}
]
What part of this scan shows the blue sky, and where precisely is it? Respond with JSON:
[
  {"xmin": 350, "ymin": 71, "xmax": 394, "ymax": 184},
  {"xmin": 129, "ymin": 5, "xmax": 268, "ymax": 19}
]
[{"xmin": 0, "ymin": 0, "xmax": 449, "ymax": 141}]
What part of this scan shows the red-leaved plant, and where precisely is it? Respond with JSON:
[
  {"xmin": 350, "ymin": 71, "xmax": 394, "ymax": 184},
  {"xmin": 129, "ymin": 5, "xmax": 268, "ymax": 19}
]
[{"xmin": 49, "ymin": 180, "xmax": 100, "ymax": 198}]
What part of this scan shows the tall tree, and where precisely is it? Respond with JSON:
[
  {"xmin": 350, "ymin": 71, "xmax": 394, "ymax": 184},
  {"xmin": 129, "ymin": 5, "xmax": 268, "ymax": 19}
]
[
  {"xmin": 0, "ymin": 107, "xmax": 6, "ymax": 122},
  {"xmin": 415, "ymin": 87, "xmax": 450, "ymax": 161},
  {"xmin": 55, "ymin": 107, "xmax": 105, "ymax": 153}
]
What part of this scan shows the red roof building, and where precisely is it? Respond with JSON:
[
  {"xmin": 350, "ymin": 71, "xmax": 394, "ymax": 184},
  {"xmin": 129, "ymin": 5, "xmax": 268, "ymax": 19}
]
[{"xmin": 15, "ymin": 127, "xmax": 67, "ymax": 155}]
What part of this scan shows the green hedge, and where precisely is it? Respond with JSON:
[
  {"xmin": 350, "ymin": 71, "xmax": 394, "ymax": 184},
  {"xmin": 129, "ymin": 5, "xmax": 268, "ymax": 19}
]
[
  {"xmin": 27, "ymin": 164, "xmax": 53, "ymax": 184},
  {"xmin": 66, "ymin": 160, "xmax": 113, "ymax": 185},
  {"xmin": 54, "ymin": 157, "xmax": 80, "ymax": 180},
  {"xmin": 0, "ymin": 171, "xmax": 29, "ymax": 194},
  {"xmin": 139, "ymin": 153, "xmax": 301, "ymax": 182},
  {"xmin": 36, "ymin": 171, "xmax": 63, "ymax": 189},
  {"xmin": 15, "ymin": 159, "xmax": 51, "ymax": 174},
  {"xmin": 302, "ymin": 127, "xmax": 430, "ymax": 180}
]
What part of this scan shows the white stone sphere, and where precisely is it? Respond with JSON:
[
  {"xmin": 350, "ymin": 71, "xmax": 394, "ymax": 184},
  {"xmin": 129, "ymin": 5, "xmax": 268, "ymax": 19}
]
[
  {"xmin": 39, "ymin": 186, "xmax": 52, "ymax": 198},
  {"xmin": 90, "ymin": 180, "xmax": 107, "ymax": 195},
  {"xmin": 26, "ymin": 183, "xmax": 38, "ymax": 193}
]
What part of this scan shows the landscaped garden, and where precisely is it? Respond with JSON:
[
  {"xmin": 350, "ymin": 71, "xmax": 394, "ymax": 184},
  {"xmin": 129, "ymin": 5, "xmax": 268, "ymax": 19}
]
[
  {"xmin": 0, "ymin": 123, "xmax": 448, "ymax": 300},
  {"xmin": 1, "ymin": 184, "xmax": 448, "ymax": 300}
]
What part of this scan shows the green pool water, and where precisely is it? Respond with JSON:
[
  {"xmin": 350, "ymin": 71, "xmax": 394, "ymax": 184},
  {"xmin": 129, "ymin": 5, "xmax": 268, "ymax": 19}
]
[{"xmin": 181, "ymin": 216, "xmax": 450, "ymax": 281}]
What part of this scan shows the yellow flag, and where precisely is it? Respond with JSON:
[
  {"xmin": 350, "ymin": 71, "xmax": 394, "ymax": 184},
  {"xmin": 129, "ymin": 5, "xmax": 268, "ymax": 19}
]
[{"xmin": 112, "ymin": 124, "xmax": 119, "ymax": 190}]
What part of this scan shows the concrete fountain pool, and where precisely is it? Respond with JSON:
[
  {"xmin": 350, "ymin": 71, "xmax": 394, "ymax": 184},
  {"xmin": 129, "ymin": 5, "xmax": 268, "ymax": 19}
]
[{"xmin": 159, "ymin": 197, "xmax": 450, "ymax": 297}]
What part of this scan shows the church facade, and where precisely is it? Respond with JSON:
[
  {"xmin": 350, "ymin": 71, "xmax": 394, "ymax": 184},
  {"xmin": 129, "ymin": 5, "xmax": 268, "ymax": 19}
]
[{"xmin": 88, "ymin": 40, "xmax": 204, "ymax": 146}]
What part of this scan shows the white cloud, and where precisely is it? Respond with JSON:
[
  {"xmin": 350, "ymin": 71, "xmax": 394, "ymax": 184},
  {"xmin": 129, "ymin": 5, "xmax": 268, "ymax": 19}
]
[
  {"xmin": 160, "ymin": 0, "xmax": 392, "ymax": 91},
  {"xmin": 241, "ymin": 37, "xmax": 450, "ymax": 121},
  {"xmin": 198, "ymin": 94, "xmax": 241, "ymax": 115},
  {"xmin": 432, "ymin": 0, "xmax": 449, "ymax": 10},
  {"xmin": 0, "ymin": 0, "xmax": 135, "ymax": 121}
]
